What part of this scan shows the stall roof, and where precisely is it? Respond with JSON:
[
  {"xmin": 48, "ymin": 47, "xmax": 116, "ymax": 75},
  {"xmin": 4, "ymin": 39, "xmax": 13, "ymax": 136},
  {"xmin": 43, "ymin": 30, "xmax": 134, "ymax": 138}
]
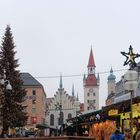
[{"xmin": 79, "ymin": 109, "xmax": 102, "ymax": 117}]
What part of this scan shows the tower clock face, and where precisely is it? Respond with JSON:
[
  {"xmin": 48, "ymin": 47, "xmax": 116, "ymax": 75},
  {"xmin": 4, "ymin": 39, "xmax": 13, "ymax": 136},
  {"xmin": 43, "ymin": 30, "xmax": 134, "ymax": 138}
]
[{"xmin": 89, "ymin": 88, "xmax": 93, "ymax": 93}]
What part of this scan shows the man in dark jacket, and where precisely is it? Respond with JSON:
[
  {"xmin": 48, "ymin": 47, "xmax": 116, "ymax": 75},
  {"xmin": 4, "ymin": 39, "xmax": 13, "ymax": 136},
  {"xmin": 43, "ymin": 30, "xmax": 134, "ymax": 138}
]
[{"xmin": 110, "ymin": 128, "xmax": 125, "ymax": 140}]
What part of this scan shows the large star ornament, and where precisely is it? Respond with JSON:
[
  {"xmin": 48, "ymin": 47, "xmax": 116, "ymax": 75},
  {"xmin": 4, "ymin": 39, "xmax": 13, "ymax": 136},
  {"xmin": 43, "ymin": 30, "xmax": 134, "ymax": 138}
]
[{"xmin": 121, "ymin": 45, "xmax": 140, "ymax": 69}]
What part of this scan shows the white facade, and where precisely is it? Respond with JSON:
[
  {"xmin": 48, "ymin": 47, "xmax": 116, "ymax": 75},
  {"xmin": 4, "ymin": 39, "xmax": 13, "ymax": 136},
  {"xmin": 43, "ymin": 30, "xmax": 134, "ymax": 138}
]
[
  {"xmin": 84, "ymin": 86, "xmax": 99, "ymax": 111},
  {"xmin": 46, "ymin": 87, "xmax": 80, "ymax": 128}
]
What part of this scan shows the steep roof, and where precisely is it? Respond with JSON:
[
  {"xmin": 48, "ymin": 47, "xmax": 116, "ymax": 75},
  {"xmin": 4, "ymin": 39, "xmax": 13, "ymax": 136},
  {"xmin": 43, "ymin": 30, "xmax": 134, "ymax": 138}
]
[
  {"xmin": 20, "ymin": 73, "xmax": 42, "ymax": 86},
  {"xmin": 87, "ymin": 48, "xmax": 96, "ymax": 67}
]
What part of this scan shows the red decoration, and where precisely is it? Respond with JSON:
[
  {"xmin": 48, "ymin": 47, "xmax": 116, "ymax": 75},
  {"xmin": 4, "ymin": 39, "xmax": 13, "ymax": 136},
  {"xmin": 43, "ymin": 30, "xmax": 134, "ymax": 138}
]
[{"xmin": 31, "ymin": 117, "xmax": 37, "ymax": 124}]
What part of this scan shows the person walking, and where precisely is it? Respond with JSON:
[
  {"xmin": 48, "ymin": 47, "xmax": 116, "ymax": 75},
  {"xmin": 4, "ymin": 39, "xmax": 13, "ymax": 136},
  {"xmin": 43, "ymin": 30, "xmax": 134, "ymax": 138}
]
[{"xmin": 110, "ymin": 128, "xmax": 125, "ymax": 140}]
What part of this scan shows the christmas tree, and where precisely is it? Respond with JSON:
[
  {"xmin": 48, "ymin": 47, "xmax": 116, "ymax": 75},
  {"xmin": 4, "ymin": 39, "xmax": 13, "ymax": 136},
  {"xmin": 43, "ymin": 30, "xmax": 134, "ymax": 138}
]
[{"xmin": 0, "ymin": 25, "xmax": 27, "ymax": 136}]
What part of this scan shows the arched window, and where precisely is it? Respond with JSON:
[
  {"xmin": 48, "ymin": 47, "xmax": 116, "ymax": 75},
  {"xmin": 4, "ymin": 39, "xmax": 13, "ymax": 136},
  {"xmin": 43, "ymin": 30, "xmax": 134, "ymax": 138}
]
[
  {"xmin": 90, "ymin": 68, "xmax": 92, "ymax": 73},
  {"xmin": 68, "ymin": 113, "xmax": 72, "ymax": 119},
  {"xmin": 50, "ymin": 114, "xmax": 54, "ymax": 126}
]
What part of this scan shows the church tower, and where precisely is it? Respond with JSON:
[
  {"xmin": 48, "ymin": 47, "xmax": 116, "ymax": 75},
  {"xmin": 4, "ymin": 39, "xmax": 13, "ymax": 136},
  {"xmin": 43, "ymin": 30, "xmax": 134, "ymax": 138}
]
[
  {"xmin": 106, "ymin": 67, "xmax": 116, "ymax": 105},
  {"xmin": 83, "ymin": 48, "xmax": 100, "ymax": 111},
  {"xmin": 107, "ymin": 67, "xmax": 116, "ymax": 95}
]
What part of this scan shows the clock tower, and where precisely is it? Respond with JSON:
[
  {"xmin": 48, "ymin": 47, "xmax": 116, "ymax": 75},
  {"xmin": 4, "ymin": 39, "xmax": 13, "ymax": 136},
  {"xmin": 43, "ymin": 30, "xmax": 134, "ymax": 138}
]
[{"xmin": 83, "ymin": 47, "xmax": 100, "ymax": 111}]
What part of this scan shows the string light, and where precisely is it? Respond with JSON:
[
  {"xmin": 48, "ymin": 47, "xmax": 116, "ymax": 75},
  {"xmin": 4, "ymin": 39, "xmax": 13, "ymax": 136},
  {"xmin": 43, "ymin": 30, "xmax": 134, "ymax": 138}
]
[{"xmin": 23, "ymin": 68, "xmax": 127, "ymax": 79}]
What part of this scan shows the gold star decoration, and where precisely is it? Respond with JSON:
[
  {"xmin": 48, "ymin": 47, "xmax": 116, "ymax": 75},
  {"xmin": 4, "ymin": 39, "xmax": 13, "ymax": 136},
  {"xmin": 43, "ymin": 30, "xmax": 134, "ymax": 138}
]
[{"xmin": 121, "ymin": 45, "xmax": 140, "ymax": 69}]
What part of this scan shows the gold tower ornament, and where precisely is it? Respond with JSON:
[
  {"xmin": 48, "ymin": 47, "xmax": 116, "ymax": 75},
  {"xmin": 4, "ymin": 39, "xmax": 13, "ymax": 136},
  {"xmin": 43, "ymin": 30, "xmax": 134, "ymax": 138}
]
[{"xmin": 121, "ymin": 45, "xmax": 140, "ymax": 69}]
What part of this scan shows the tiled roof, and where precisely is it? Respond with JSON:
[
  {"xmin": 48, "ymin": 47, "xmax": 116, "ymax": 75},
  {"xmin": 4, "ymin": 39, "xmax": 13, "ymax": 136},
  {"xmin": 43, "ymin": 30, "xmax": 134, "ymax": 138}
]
[
  {"xmin": 20, "ymin": 73, "xmax": 42, "ymax": 86},
  {"xmin": 87, "ymin": 48, "xmax": 96, "ymax": 67}
]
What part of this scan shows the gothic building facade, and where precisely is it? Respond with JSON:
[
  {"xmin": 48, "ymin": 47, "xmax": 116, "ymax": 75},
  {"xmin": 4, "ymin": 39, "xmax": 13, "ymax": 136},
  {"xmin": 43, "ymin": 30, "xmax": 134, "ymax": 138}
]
[
  {"xmin": 46, "ymin": 48, "xmax": 100, "ymax": 128},
  {"xmin": 46, "ymin": 75, "xmax": 80, "ymax": 128}
]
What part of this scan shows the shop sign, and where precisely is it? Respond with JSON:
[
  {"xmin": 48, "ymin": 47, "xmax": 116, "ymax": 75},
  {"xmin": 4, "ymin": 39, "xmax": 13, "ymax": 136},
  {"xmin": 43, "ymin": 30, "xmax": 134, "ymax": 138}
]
[
  {"xmin": 121, "ymin": 112, "xmax": 130, "ymax": 119},
  {"xmin": 108, "ymin": 109, "xmax": 118, "ymax": 116},
  {"xmin": 132, "ymin": 103, "xmax": 139, "ymax": 112}
]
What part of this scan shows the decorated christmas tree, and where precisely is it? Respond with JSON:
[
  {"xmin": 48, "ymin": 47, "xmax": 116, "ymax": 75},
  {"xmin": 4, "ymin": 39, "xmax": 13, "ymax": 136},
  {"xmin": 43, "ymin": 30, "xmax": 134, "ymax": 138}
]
[{"xmin": 0, "ymin": 25, "xmax": 27, "ymax": 136}]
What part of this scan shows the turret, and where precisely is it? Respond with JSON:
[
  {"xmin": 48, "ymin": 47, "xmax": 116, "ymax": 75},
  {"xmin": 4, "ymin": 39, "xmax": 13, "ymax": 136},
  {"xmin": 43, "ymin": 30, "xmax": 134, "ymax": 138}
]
[
  {"xmin": 107, "ymin": 67, "xmax": 116, "ymax": 95},
  {"xmin": 58, "ymin": 73, "xmax": 64, "ymax": 91},
  {"xmin": 97, "ymin": 73, "xmax": 100, "ymax": 86},
  {"xmin": 72, "ymin": 84, "xmax": 75, "ymax": 97},
  {"xmin": 83, "ymin": 73, "xmax": 86, "ymax": 86}
]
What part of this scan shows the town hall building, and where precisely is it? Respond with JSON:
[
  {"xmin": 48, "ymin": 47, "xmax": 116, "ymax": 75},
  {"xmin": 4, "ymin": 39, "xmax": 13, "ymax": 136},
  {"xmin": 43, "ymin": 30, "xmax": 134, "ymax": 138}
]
[{"xmin": 83, "ymin": 48, "xmax": 100, "ymax": 111}]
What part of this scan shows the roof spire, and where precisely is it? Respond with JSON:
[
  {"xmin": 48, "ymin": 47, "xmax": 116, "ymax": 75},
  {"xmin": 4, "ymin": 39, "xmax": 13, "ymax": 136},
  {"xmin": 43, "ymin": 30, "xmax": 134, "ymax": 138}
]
[
  {"xmin": 83, "ymin": 73, "xmax": 86, "ymax": 80},
  {"xmin": 97, "ymin": 73, "xmax": 100, "ymax": 80},
  {"xmin": 110, "ymin": 66, "xmax": 113, "ymax": 74},
  {"xmin": 108, "ymin": 67, "xmax": 116, "ymax": 80},
  {"xmin": 72, "ymin": 84, "xmax": 75, "ymax": 97},
  {"xmin": 76, "ymin": 92, "xmax": 79, "ymax": 101},
  {"xmin": 59, "ymin": 73, "xmax": 63, "ymax": 89},
  {"xmin": 87, "ymin": 47, "xmax": 96, "ymax": 67}
]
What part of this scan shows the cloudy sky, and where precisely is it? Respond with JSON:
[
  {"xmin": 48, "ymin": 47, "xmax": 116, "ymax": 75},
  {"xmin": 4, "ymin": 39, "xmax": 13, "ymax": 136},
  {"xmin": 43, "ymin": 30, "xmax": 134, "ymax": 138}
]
[{"xmin": 0, "ymin": 0, "xmax": 140, "ymax": 108}]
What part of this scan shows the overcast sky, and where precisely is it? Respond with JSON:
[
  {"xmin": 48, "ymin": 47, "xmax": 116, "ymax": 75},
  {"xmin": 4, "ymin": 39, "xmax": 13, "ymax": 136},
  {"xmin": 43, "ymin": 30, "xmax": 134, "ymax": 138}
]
[{"xmin": 0, "ymin": 0, "xmax": 140, "ymax": 108}]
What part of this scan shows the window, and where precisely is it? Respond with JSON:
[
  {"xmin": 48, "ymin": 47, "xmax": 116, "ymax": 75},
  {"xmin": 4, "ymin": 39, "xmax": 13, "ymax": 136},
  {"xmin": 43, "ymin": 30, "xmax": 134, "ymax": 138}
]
[
  {"xmin": 93, "ymin": 92, "xmax": 95, "ymax": 96},
  {"xmin": 32, "ymin": 100, "xmax": 36, "ymax": 104},
  {"xmin": 32, "ymin": 90, "xmax": 36, "ymax": 96},
  {"xmin": 87, "ymin": 107, "xmax": 89, "ymax": 110},
  {"xmin": 50, "ymin": 114, "xmax": 54, "ymax": 126},
  {"xmin": 68, "ymin": 113, "xmax": 72, "ymax": 119},
  {"xmin": 87, "ymin": 100, "xmax": 89, "ymax": 103},
  {"xmin": 87, "ymin": 93, "xmax": 89, "ymax": 96},
  {"xmin": 93, "ymin": 100, "xmax": 96, "ymax": 103},
  {"xmin": 90, "ymin": 68, "xmax": 92, "ymax": 73},
  {"xmin": 32, "ymin": 108, "xmax": 36, "ymax": 114}
]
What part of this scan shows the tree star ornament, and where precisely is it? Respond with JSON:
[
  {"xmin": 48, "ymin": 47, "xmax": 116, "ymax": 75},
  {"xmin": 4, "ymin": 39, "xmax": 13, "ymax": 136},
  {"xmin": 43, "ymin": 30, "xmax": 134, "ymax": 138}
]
[{"xmin": 121, "ymin": 45, "xmax": 140, "ymax": 69}]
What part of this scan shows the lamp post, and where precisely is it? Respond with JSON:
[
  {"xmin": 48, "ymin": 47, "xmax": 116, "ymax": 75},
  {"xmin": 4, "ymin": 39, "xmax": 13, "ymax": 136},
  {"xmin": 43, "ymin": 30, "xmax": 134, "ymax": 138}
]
[
  {"xmin": 0, "ymin": 70, "xmax": 12, "ymax": 137},
  {"xmin": 124, "ymin": 70, "xmax": 138, "ymax": 139},
  {"xmin": 74, "ymin": 98, "xmax": 80, "ymax": 136},
  {"xmin": 121, "ymin": 46, "xmax": 139, "ymax": 140}
]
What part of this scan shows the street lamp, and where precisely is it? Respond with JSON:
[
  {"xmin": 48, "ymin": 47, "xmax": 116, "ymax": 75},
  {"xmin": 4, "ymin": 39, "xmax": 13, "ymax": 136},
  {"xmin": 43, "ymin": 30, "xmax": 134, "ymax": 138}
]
[
  {"xmin": 0, "ymin": 70, "xmax": 12, "ymax": 137},
  {"xmin": 74, "ymin": 98, "xmax": 80, "ymax": 136},
  {"xmin": 124, "ymin": 70, "xmax": 138, "ymax": 139},
  {"xmin": 121, "ymin": 46, "xmax": 139, "ymax": 139}
]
